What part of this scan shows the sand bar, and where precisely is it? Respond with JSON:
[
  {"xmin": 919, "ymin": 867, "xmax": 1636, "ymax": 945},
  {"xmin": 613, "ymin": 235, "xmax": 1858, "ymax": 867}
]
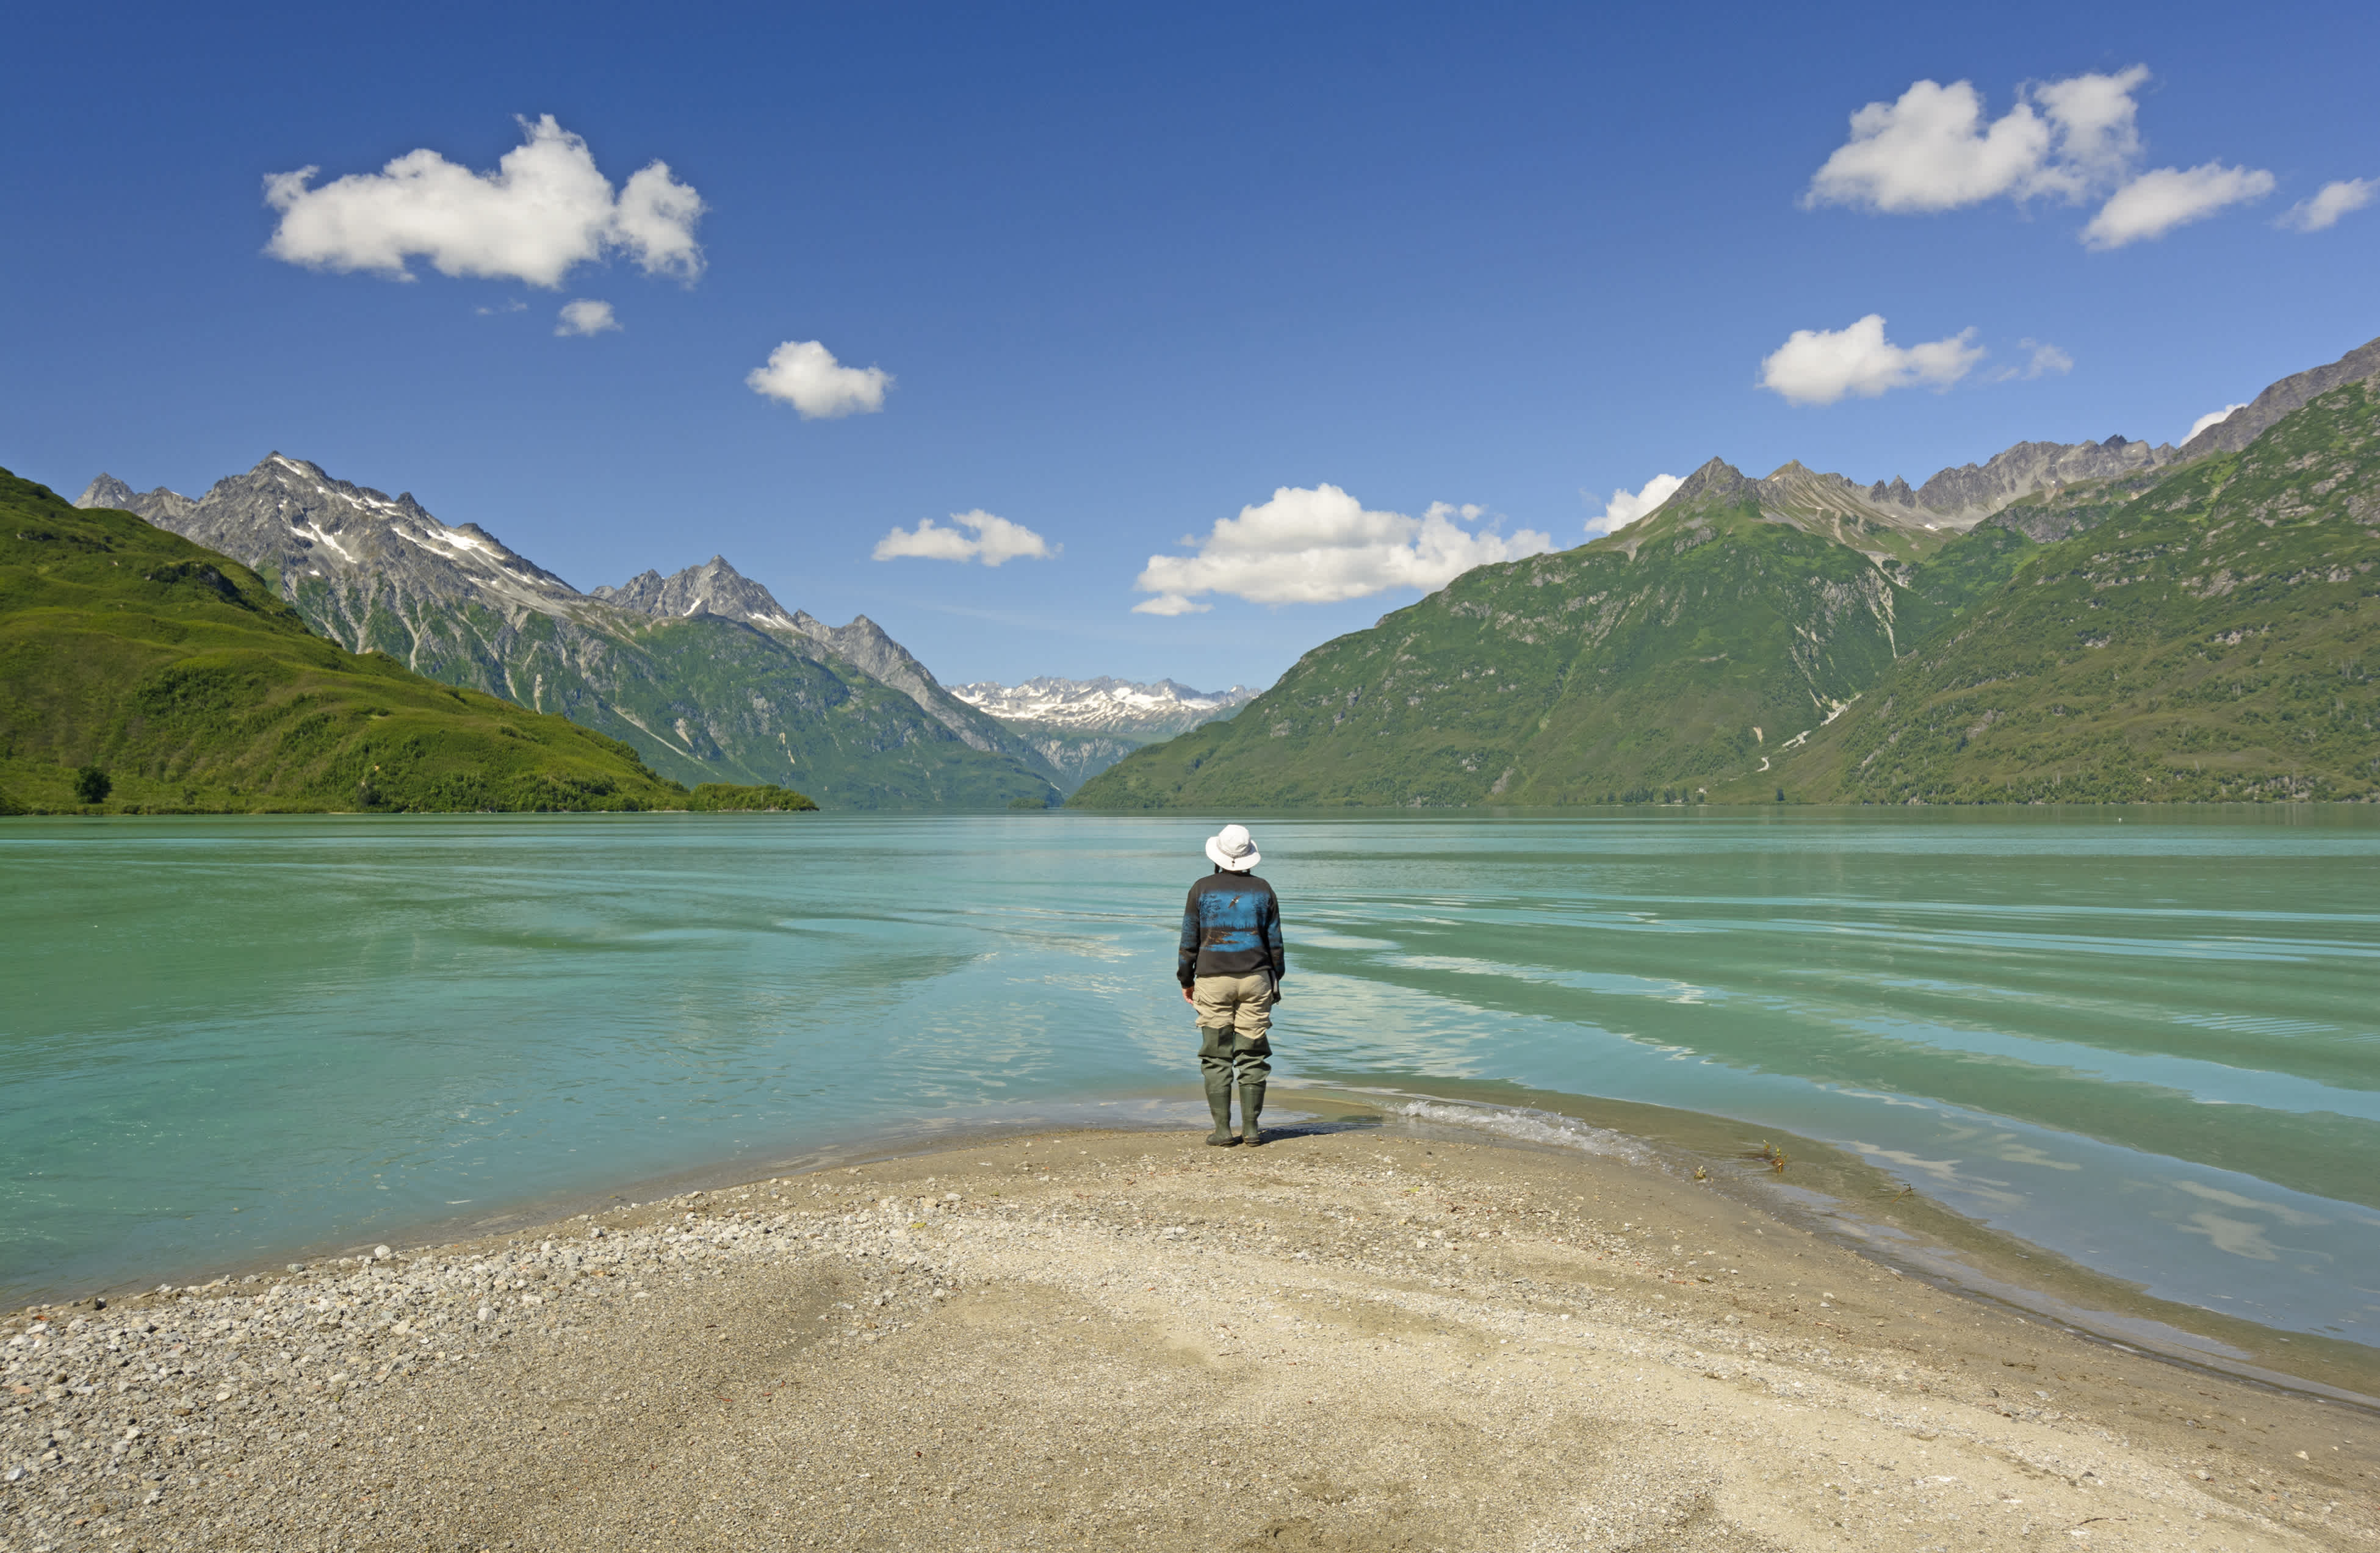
[{"xmin": 4, "ymin": 1118, "xmax": 2376, "ymax": 1551}]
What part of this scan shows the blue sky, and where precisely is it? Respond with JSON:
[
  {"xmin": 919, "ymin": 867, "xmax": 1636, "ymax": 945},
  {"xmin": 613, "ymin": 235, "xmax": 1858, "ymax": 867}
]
[{"xmin": 5, "ymin": 1, "xmax": 2375, "ymax": 690}]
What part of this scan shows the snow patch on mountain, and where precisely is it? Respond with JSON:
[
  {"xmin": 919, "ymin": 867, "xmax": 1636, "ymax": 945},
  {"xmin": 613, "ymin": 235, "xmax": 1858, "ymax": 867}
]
[
  {"xmin": 950, "ymin": 676, "xmax": 1259, "ymax": 738},
  {"xmin": 78, "ymin": 455, "xmax": 583, "ymax": 625}
]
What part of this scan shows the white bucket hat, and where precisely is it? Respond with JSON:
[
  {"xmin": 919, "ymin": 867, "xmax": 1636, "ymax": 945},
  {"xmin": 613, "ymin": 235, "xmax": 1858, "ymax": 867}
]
[{"xmin": 1205, "ymin": 823, "xmax": 1260, "ymax": 872}]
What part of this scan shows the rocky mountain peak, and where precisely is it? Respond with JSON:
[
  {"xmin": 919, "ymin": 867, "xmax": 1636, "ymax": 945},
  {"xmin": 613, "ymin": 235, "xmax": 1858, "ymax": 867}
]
[
  {"xmin": 2175, "ymin": 331, "xmax": 2380, "ymax": 459},
  {"xmin": 1908, "ymin": 437, "xmax": 2177, "ymax": 525},
  {"xmin": 767, "ymin": 611, "xmax": 1073, "ymax": 767},
  {"xmin": 1626, "ymin": 335, "xmax": 2380, "ymax": 553},
  {"xmin": 79, "ymin": 473, "xmax": 196, "ymax": 525},
  {"xmin": 1667, "ymin": 458, "xmax": 1753, "ymax": 508},
  {"xmin": 79, "ymin": 474, "xmax": 138, "ymax": 508},
  {"xmin": 1625, "ymin": 345, "xmax": 2380, "ymax": 543},
  {"xmin": 790, "ymin": 613, "xmax": 942, "ymax": 693},
  {"xmin": 1639, "ymin": 432, "xmax": 2194, "ymax": 541},
  {"xmin": 1757, "ymin": 462, "xmax": 1867, "ymax": 500},
  {"xmin": 76, "ymin": 453, "xmax": 580, "ymax": 614},
  {"xmin": 590, "ymin": 554, "xmax": 797, "ymax": 628}
]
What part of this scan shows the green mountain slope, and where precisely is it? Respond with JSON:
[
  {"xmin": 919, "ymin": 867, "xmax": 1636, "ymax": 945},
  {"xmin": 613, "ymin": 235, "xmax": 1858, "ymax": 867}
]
[
  {"xmin": 0, "ymin": 468, "xmax": 812, "ymax": 814},
  {"xmin": 1072, "ymin": 475, "xmax": 1986, "ymax": 809},
  {"xmin": 79, "ymin": 459, "xmax": 1061, "ymax": 811},
  {"xmin": 380, "ymin": 599, "xmax": 1058, "ymax": 810},
  {"xmin": 1755, "ymin": 378, "xmax": 2380, "ymax": 804}
]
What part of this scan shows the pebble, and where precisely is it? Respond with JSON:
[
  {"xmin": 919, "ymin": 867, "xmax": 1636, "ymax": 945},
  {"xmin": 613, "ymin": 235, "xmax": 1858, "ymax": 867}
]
[
  {"xmin": 0, "ymin": 1140, "xmax": 2346, "ymax": 1550},
  {"xmin": 0, "ymin": 1191, "xmax": 932, "ymax": 1547}
]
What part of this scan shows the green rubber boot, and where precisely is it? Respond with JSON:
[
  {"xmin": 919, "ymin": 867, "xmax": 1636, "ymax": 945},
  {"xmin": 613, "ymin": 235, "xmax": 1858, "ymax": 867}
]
[
  {"xmin": 1239, "ymin": 1081, "xmax": 1267, "ymax": 1147},
  {"xmin": 1204, "ymin": 1061, "xmax": 1238, "ymax": 1146}
]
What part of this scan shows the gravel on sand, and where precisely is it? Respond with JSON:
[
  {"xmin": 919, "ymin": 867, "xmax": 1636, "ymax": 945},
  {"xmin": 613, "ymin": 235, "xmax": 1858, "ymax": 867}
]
[{"xmin": 4, "ymin": 1127, "xmax": 2374, "ymax": 1551}]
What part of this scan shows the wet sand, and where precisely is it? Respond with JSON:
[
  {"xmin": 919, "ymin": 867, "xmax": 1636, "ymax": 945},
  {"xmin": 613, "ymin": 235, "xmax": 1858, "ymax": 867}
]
[{"xmin": 4, "ymin": 1119, "xmax": 2376, "ymax": 1551}]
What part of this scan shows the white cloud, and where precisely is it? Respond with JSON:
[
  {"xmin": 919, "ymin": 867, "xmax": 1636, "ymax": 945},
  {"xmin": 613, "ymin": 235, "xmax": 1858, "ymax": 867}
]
[
  {"xmin": 1805, "ymin": 78, "xmax": 2052, "ymax": 213},
  {"xmin": 264, "ymin": 115, "xmax": 705, "ymax": 288},
  {"xmin": 2083, "ymin": 162, "xmax": 2275, "ymax": 249},
  {"xmin": 1585, "ymin": 474, "xmax": 1684, "ymax": 538},
  {"xmin": 1758, "ymin": 315, "xmax": 1985, "ymax": 406},
  {"xmin": 2188, "ymin": 402, "xmax": 2247, "ymax": 440},
  {"xmin": 2023, "ymin": 67, "xmax": 2150, "ymax": 198},
  {"xmin": 2019, "ymin": 339, "xmax": 2074, "ymax": 378},
  {"xmin": 1131, "ymin": 486, "xmax": 1554, "ymax": 615},
  {"xmin": 1808, "ymin": 67, "xmax": 2275, "ymax": 251},
  {"xmin": 873, "ymin": 510, "xmax": 1055, "ymax": 567},
  {"xmin": 554, "ymin": 299, "xmax": 619, "ymax": 337},
  {"xmin": 745, "ymin": 339, "xmax": 893, "ymax": 419},
  {"xmin": 1133, "ymin": 591, "xmax": 1211, "ymax": 617},
  {"xmin": 1988, "ymin": 337, "xmax": 2074, "ymax": 383},
  {"xmin": 1805, "ymin": 66, "xmax": 2147, "ymax": 214},
  {"xmin": 611, "ymin": 162, "xmax": 707, "ymax": 276},
  {"xmin": 475, "ymin": 298, "xmax": 527, "ymax": 315},
  {"xmin": 2278, "ymin": 178, "xmax": 2376, "ymax": 233}
]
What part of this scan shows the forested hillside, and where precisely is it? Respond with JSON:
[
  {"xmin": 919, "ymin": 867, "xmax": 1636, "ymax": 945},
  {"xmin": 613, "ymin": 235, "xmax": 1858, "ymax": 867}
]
[
  {"xmin": 1758, "ymin": 378, "xmax": 2380, "ymax": 804},
  {"xmin": 1071, "ymin": 467, "xmax": 2003, "ymax": 809}
]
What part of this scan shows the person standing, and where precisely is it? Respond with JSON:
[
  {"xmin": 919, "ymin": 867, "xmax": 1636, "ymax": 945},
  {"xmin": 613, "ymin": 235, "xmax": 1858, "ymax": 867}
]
[{"xmin": 1178, "ymin": 824, "xmax": 1285, "ymax": 1147}]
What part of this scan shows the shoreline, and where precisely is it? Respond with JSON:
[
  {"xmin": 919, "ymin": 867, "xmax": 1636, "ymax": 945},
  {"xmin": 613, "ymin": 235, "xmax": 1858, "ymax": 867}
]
[
  {"xmin": 0, "ymin": 1095, "xmax": 1233, "ymax": 1314},
  {"xmin": 4, "ymin": 1121, "xmax": 2373, "ymax": 1551},
  {"xmin": 1318, "ymin": 1083, "xmax": 2380, "ymax": 1410},
  {"xmin": 14, "ymin": 1086, "xmax": 2378, "ymax": 1415},
  {"xmin": 9, "ymin": 801, "xmax": 2379, "ymax": 820}
]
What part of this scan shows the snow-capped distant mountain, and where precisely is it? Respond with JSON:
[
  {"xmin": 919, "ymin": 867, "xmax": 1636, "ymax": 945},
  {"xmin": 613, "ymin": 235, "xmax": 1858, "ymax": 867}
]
[
  {"xmin": 950, "ymin": 676, "xmax": 1259, "ymax": 738},
  {"xmin": 947, "ymin": 677, "xmax": 1260, "ymax": 788}
]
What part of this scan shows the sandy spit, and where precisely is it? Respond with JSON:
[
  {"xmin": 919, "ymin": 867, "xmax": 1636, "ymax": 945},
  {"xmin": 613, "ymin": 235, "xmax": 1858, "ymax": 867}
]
[{"xmin": 4, "ymin": 1125, "xmax": 2375, "ymax": 1552}]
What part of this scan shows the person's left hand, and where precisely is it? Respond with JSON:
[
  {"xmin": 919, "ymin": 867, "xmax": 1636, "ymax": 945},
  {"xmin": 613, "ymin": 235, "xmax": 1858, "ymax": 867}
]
[{"xmin": 1180, "ymin": 985, "xmax": 1195, "ymax": 1004}]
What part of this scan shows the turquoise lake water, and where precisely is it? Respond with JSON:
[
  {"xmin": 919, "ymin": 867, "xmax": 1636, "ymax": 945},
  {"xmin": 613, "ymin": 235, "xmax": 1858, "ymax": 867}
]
[{"xmin": 4, "ymin": 809, "xmax": 2376, "ymax": 1350}]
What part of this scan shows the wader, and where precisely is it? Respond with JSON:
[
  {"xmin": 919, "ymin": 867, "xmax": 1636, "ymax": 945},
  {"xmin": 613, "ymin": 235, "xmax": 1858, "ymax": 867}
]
[{"xmin": 1191, "ymin": 972, "xmax": 1274, "ymax": 1145}]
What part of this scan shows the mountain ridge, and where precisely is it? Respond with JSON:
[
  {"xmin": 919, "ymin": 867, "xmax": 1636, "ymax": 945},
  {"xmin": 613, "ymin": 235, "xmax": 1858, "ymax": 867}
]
[
  {"xmin": 944, "ymin": 676, "xmax": 1258, "ymax": 791},
  {"xmin": 77, "ymin": 457, "xmax": 1059, "ymax": 809},
  {"xmin": 583, "ymin": 555, "xmax": 1046, "ymax": 769},
  {"xmin": 2, "ymin": 466, "xmax": 813, "ymax": 814},
  {"xmin": 1075, "ymin": 330, "xmax": 2380, "ymax": 810},
  {"xmin": 1625, "ymin": 333, "xmax": 2380, "ymax": 547},
  {"xmin": 1632, "ymin": 436, "xmax": 2180, "ymax": 568},
  {"xmin": 2174, "ymin": 334, "xmax": 2380, "ymax": 459},
  {"xmin": 1072, "ymin": 485, "xmax": 1948, "ymax": 809},
  {"xmin": 950, "ymin": 676, "xmax": 1258, "ymax": 733},
  {"xmin": 1739, "ymin": 373, "xmax": 2380, "ymax": 804}
]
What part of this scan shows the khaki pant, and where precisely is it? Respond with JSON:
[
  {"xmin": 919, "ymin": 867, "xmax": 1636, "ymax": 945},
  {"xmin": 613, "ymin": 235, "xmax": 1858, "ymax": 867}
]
[{"xmin": 1192, "ymin": 972, "xmax": 1274, "ymax": 1085}]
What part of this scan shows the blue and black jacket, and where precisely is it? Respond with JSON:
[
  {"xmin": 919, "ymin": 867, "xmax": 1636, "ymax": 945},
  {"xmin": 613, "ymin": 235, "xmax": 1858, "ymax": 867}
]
[{"xmin": 1178, "ymin": 870, "xmax": 1286, "ymax": 987}]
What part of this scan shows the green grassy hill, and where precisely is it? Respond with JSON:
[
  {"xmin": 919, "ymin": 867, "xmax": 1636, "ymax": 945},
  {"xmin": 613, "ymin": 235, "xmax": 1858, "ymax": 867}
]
[
  {"xmin": 0, "ymin": 468, "xmax": 813, "ymax": 814},
  {"xmin": 1072, "ymin": 484, "xmax": 1988, "ymax": 809},
  {"xmin": 1749, "ymin": 379, "xmax": 2380, "ymax": 804}
]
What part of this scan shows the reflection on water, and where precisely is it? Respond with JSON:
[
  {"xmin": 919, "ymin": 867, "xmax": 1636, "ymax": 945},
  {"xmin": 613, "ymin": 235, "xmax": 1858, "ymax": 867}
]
[{"xmin": 3, "ymin": 808, "xmax": 2376, "ymax": 1349}]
